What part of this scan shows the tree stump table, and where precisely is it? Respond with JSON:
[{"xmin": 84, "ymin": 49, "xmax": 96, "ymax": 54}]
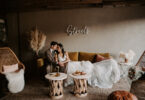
[
  {"xmin": 69, "ymin": 73, "xmax": 91, "ymax": 97},
  {"xmin": 45, "ymin": 73, "xmax": 67, "ymax": 99}
]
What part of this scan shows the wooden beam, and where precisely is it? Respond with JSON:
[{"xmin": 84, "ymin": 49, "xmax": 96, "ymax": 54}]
[
  {"xmin": 104, "ymin": 0, "xmax": 145, "ymax": 7},
  {"xmin": 0, "ymin": 0, "xmax": 145, "ymax": 12}
]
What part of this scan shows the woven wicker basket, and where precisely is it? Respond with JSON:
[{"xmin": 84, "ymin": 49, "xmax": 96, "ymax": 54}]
[{"xmin": 0, "ymin": 47, "xmax": 25, "ymax": 73}]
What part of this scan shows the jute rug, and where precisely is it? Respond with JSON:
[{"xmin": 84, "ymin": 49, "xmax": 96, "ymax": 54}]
[{"xmin": 1, "ymin": 77, "xmax": 131, "ymax": 100}]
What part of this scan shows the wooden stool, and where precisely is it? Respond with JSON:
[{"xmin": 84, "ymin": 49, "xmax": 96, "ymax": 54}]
[
  {"xmin": 45, "ymin": 73, "xmax": 67, "ymax": 99},
  {"xmin": 108, "ymin": 90, "xmax": 138, "ymax": 100},
  {"xmin": 69, "ymin": 73, "xmax": 90, "ymax": 97}
]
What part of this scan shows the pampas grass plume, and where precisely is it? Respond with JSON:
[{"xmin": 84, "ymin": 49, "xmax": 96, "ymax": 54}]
[{"xmin": 29, "ymin": 27, "xmax": 46, "ymax": 56}]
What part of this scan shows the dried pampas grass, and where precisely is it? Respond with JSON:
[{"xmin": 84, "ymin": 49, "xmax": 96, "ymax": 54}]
[
  {"xmin": 29, "ymin": 27, "xmax": 46, "ymax": 56},
  {"xmin": 119, "ymin": 50, "xmax": 135, "ymax": 65}
]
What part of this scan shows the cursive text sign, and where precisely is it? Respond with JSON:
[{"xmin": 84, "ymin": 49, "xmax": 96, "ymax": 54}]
[{"xmin": 66, "ymin": 25, "xmax": 88, "ymax": 36}]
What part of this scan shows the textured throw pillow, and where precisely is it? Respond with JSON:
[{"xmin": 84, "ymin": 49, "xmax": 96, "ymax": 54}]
[
  {"xmin": 79, "ymin": 52, "xmax": 96, "ymax": 62},
  {"xmin": 95, "ymin": 54, "xmax": 106, "ymax": 62},
  {"xmin": 68, "ymin": 52, "xmax": 78, "ymax": 61},
  {"xmin": 3, "ymin": 63, "xmax": 18, "ymax": 73}
]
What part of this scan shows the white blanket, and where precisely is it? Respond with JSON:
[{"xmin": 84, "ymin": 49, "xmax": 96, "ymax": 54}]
[
  {"xmin": 91, "ymin": 59, "xmax": 120, "ymax": 88},
  {"xmin": 66, "ymin": 59, "xmax": 120, "ymax": 88},
  {"xmin": 4, "ymin": 69, "xmax": 25, "ymax": 93}
]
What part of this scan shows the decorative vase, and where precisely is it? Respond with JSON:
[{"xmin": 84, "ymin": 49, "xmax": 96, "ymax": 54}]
[{"xmin": 37, "ymin": 58, "xmax": 44, "ymax": 67}]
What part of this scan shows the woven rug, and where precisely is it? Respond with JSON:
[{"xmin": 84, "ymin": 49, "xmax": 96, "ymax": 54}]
[
  {"xmin": 1, "ymin": 77, "xmax": 131, "ymax": 100},
  {"xmin": 131, "ymin": 80, "xmax": 145, "ymax": 100}
]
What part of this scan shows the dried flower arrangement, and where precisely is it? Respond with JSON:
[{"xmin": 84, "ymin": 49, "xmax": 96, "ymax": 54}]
[
  {"xmin": 29, "ymin": 27, "xmax": 46, "ymax": 57},
  {"xmin": 119, "ymin": 50, "xmax": 135, "ymax": 65}
]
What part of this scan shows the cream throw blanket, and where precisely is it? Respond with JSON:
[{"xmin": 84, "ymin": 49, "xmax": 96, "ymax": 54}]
[
  {"xmin": 4, "ymin": 69, "xmax": 25, "ymax": 93},
  {"xmin": 66, "ymin": 59, "xmax": 120, "ymax": 88}
]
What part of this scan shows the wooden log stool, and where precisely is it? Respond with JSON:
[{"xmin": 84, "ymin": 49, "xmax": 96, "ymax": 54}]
[
  {"xmin": 45, "ymin": 73, "xmax": 67, "ymax": 99},
  {"xmin": 69, "ymin": 73, "xmax": 91, "ymax": 97},
  {"xmin": 108, "ymin": 90, "xmax": 138, "ymax": 100}
]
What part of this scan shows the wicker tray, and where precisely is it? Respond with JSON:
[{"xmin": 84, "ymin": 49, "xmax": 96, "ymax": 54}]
[{"xmin": 0, "ymin": 47, "xmax": 25, "ymax": 73}]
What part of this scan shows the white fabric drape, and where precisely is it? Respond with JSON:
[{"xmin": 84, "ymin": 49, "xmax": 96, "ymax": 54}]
[{"xmin": 66, "ymin": 59, "xmax": 120, "ymax": 88}]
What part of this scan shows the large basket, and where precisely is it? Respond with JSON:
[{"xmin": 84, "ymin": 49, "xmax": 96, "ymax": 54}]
[{"xmin": 0, "ymin": 47, "xmax": 25, "ymax": 73}]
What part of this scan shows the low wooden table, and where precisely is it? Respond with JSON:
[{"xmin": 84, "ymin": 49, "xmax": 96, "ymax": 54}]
[
  {"xmin": 69, "ymin": 73, "xmax": 91, "ymax": 97},
  {"xmin": 45, "ymin": 73, "xmax": 67, "ymax": 99}
]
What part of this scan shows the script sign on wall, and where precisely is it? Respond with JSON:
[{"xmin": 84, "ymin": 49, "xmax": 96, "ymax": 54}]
[{"xmin": 66, "ymin": 25, "xmax": 88, "ymax": 36}]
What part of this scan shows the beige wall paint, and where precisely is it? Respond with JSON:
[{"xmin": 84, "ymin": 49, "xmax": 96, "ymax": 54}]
[{"xmin": 7, "ymin": 7, "xmax": 145, "ymax": 65}]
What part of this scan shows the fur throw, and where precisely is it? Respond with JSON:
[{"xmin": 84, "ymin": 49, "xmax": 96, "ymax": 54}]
[{"xmin": 4, "ymin": 69, "xmax": 25, "ymax": 93}]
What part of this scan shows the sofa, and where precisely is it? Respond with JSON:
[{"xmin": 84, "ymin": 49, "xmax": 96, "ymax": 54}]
[
  {"xmin": 68, "ymin": 52, "xmax": 131, "ymax": 100},
  {"xmin": 68, "ymin": 52, "xmax": 110, "ymax": 62}
]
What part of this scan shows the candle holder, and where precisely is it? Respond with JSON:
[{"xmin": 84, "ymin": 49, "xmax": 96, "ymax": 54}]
[{"xmin": 56, "ymin": 66, "xmax": 60, "ymax": 76}]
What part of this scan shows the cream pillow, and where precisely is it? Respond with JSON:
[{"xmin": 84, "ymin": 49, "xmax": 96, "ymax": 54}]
[{"xmin": 3, "ymin": 63, "xmax": 18, "ymax": 73}]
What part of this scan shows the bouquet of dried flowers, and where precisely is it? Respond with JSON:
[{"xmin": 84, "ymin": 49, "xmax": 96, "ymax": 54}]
[{"xmin": 29, "ymin": 27, "xmax": 46, "ymax": 57}]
